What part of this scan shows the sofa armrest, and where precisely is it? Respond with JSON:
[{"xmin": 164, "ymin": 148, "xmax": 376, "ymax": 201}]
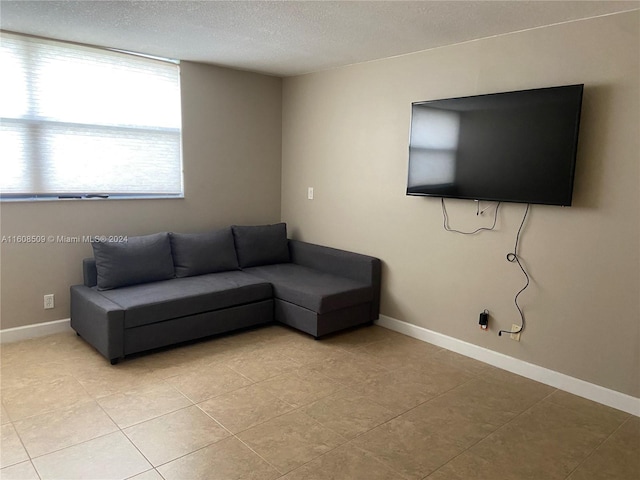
[
  {"xmin": 83, "ymin": 258, "xmax": 98, "ymax": 287},
  {"xmin": 288, "ymin": 240, "xmax": 381, "ymax": 320},
  {"xmin": 70, "ymin": 285, "xmax": 125, "ymax": 361}
]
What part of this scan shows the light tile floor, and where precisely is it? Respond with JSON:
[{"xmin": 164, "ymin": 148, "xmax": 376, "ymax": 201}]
[{"xmin": 0, "ymin": 324, "xmax": 638, "ymax": 480}]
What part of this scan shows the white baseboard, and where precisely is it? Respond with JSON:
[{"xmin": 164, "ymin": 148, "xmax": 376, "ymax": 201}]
[
  {"xmin": 0, "ymin": 318, "xmax": 72, "ymax": 344},
  {"xmin": 376, "ymin": 315, "xmax": 640, "ymax": 417}
]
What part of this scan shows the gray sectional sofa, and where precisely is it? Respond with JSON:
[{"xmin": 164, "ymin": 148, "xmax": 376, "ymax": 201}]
[{"xmin": 70, "ymin": 223, "xmax": 381, "ymax": 364}]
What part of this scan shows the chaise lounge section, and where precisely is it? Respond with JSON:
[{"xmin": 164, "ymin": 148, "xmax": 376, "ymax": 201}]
[{"xmin": 247, "ymin": 240, "xmax": 380, "ymax": 337}]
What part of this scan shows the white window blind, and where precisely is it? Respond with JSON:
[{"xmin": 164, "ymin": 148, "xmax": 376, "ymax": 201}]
[{"xmin": 0, "ymin": 32, "xmax": 183, "ymax": 200}]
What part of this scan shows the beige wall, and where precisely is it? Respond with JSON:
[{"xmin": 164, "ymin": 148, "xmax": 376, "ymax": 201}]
[
  {"xmin": 0, "ymin": 61, "xmax": 282, "ymax": 330},
  {"xmin": 281, "ymin": 12, "xmax": 639, "ymax": 397}
]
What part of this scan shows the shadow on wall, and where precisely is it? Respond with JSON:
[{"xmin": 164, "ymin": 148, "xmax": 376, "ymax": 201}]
[{"xmin": 572, "ymin": 84, "xmax": 614, "ymax": 210}]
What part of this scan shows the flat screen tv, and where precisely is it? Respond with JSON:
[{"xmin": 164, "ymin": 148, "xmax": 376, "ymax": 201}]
[{"xmin": 406, "ymin": 84, "xmax": 584, "ymax": 206}]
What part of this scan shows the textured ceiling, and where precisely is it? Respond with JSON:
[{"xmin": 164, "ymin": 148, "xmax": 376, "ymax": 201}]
[{"xmin": 1, "ymin": 0, "xmax": 638, "ymax": 76}]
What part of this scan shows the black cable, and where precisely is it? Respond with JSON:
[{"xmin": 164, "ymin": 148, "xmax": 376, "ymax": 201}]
[
  {"xmin": 498, "ymin": 203, "xmax": 531, "ymax": 337},
  {"xmin": 476, "ymin": 201, "xmax": 493, "ymax": 216},
  {"xmin": 441, "ymin": 198, "xmax": 501, "ymax": 235}
]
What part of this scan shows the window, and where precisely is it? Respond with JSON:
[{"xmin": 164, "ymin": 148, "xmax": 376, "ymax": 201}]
[
  {"xmin": 0, "ymin": 32, "xmax": 183, "ymax": 200},
  {"xmin": 408, "ymin": 107, "xmax": 460, "ymax": 188}
]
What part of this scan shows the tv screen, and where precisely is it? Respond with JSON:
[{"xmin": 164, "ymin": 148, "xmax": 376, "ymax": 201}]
[{"xmin": 406, "ymin": 84, "xmax": 584, "ymax": 206}]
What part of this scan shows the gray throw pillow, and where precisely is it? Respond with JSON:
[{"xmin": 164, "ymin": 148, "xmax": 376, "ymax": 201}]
[
  {"xmin": 169, "ymin": 228, "xmax": 239, "ymax": 278},
  {"xmin": 92, "ymin": 232, "xmax": 175, "ymax": 290},
  {"xmin": 232, "ymin": 223, "xmax": 290, "ymax": 268}
]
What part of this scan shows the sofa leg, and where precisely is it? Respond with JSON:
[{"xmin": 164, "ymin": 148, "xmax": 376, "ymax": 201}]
[{"xmin": 110, "ymin": 358, "xmax": 120, "ymax": 365}]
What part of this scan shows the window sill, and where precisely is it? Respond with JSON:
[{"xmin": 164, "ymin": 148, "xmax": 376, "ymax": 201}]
[{"xmin": 0, "ymin": 195, "xmax": 185, "ymax": 203}]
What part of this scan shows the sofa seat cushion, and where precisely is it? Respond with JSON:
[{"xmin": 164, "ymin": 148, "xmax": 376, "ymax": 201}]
[
  {"xmin": 96, "ymin": 271, "xmax": 272, "ymax": 329},
  {"xmin": 245, "ymin": 264, "xmax": 372, "ymax": 314}
]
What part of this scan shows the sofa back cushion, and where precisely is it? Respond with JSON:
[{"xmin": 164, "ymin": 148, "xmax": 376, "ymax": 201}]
[
  {"xmin": 92, "ymin": 232, "xmax": 175, "ymax": 290},
  {"xmin": 170, "ymin": 227, "xmax": 239, "ymax": 278},
  {"xmin": 232, "ymin": 223, "xmax": 290, "ymax": 268}
]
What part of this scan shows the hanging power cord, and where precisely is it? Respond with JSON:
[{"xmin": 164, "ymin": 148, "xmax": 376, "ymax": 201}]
[
  {"xmin": 476, "ymin": 201, "xmax": 494, "ymax": 216},
  {"xmin": 441, "ymin": 198, "xmax": 501, "ymax": 235},
  {"xmin": 498, "ymin": 203, "xmax": 531, "ymax": 338}
]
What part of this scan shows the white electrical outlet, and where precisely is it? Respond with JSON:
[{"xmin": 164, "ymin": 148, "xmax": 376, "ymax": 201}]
[
  {"xmin": 307, "ymin": 187, "xmax": 314, "ymax": 200},
  {"xmin": 510, "ymin": 323, "xmax": 521, "ymax": 341},
  {"xmin": 44, "ymin": 294, "xmax": 55, "ymax": 310}
]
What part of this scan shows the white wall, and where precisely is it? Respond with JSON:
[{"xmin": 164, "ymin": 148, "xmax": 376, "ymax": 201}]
[{"xmin": 281, "ymin": 11, "xmax": 639, "ymax": 398}]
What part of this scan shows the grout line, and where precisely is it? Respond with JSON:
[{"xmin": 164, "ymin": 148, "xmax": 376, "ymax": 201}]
[
  {"xmin": 33, "ymin": 459, "xmax": 43, "ymax": 480},
  {"xmin": 233, "ymin": 434, "xmax": 286, "ymax": 476},
  {"xmin": 26, "ymin": 430, "xmax": 126, "ymax": 462},
  {"xmin": 195, "ymin": 386, "xmax": 298, "ymax": 433},
  {"xmin": 272, "ymin": 358, "xmax": 479, "ymax": 478},
  {"xmin": 150, "ymin": 435, "xmax": 230, "ymax": 472},
  {"xmin": 119, "ymin": 430, "xmax": 156, "ymax": 474},
  {"xmin": 117, "ymin": 402, "xmax": 245, "ymax": 472},
  {"xmin": 407, "ymin": 375, "xmax": 561, "ymax": 478},
  {"xmin": 2, "ymin": 422, "xmax": 32, "ymax": 466},
  {"xmin": 124, "ymin": 468, "xmax": 165, "ymax": 480},
  {"xmin": 562, "ymin": 414, "xmax": 633, "ymax": 479}
]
